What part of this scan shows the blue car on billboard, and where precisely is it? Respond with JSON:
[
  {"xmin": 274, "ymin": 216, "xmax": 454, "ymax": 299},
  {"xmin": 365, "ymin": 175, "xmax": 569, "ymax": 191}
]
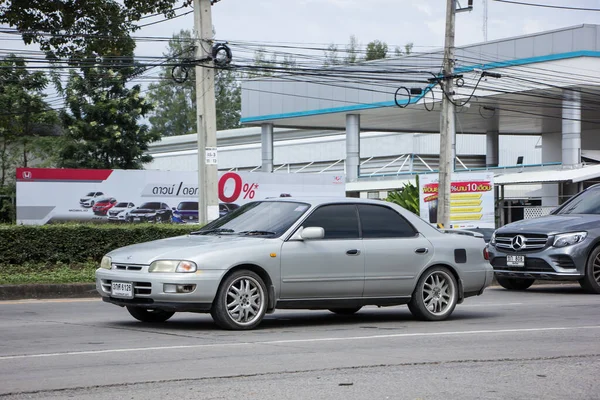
[{"xmin": 172, "ymin": 201, "xmax": 240, "ymax": 223}]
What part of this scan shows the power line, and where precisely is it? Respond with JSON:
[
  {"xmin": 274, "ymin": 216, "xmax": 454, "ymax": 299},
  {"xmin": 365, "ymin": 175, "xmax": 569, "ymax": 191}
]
[{"xmin": 493, "ymin": 0, "xmax": 600, "ymax": 11}]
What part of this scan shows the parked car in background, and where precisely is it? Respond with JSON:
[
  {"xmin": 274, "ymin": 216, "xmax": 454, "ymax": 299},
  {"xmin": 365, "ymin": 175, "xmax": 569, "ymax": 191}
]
[
  {"xmin": 488, "ymin": 183, "xmax": 600, "ymax": 294},
  {"xmin": 92, "ymin": 198, "xmax": 118, "ymax": 216},
  {"xmin": 96, "ymin": 197, "xmax": 493, "ymax": 330},
  {"xmin": 172, "ymin": 201, "xmax": 199, "ymax": 224},
  {"xmin": 219, "ymin": 202, "xmax": 239, "ymax": 217},
  {"xmin": 107, "ymin": 202, "xmax": 136, "ymax": 222},
  {"xmin": 127, "ymin": 202, "xmax": 172, "ymax": 223},
  {"xmin": 80, "ymin": 191, "xmax": 104, "ymax": 208}
]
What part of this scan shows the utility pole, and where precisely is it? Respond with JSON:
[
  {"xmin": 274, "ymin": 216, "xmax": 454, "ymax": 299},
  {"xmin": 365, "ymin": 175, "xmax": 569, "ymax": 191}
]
[
  {"xmin": 437, "ymin": 0, "xmax": 457, "ymax": 229},
  {"xmin": 194, "ymin": 0, "xmax": 219, "ymax": 224}
]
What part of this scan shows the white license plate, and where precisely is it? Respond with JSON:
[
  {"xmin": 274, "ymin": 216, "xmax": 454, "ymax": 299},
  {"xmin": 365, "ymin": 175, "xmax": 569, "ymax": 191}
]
[
  {"xmin": 133, "ymin": 217, "xmax": 141, "ymax": 222},
  {"xmin": 507, "ymin": 255, "xmax": 525, "ymax": 267},
  {"xmin": 111, "ymin": 282, "xmax": 133, "ymax": 298}
]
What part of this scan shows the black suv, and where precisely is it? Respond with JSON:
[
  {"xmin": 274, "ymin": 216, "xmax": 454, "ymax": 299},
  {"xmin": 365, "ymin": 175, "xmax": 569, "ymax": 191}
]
[{"xmin": 488, "ymin": 184, "xmax": 600, "ymax": 294}]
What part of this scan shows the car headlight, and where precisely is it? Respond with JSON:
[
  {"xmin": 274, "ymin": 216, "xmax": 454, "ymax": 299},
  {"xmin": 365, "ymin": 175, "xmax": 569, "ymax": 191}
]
[
  {"xmin": 149, "ymin": 260, "xmax": 197, "ymax": 273},
  {"xmin": 553, "ymin": 232, "xmax": 587, "ymax": 248},
  {"xmin": 100, "ymin": 256, "xmax": 112, "ymax": 269},
  {"xmin": 490, "ymin": 231, "xmax": 496, "ymax": 246}
]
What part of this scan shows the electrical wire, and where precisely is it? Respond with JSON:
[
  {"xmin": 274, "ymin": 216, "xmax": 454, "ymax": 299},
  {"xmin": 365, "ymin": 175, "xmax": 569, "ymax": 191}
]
[{"xmin": 493, "ymin": 0, "xmax": 600, "ymax": 11}]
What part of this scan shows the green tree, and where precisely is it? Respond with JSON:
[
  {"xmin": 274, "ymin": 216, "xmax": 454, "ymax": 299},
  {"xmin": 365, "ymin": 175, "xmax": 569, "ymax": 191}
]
[
  {"xmin": 146, "ymin": 30, "xmax": 241, "ymax": 137},
  {"xmin": 59, "ymin": 50, "xmax": 157, "ymax": 169},
  {"xmin": 0, "ymin": 55, "xmax": 59, "ymax": 187},
  {"xmin": 344, "ymin": 35, "xmax": 359, "ymax": 64},
  {"xmin": 0, "ymin": 0, "xmax": 184, "ymax": 63},
  {"xmin": 323, "ymin": 44, "xmax": 340, "ymax": 67},
  {"xmin": 365, "ymin": 40, "xmax": 388, "ymax": 61}
]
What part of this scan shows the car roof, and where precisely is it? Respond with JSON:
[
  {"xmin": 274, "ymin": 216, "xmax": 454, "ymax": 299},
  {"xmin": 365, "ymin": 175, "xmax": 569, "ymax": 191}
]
[{"xmin": 254, "ymin": 197, "xmax": 389, "ymax": 207}]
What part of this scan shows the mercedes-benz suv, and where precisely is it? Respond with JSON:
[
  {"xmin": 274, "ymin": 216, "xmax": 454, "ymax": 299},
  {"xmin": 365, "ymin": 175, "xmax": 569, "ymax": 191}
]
[{"xmin": 488, "ymin": 184, "xmax": 600, "ymax": 294}]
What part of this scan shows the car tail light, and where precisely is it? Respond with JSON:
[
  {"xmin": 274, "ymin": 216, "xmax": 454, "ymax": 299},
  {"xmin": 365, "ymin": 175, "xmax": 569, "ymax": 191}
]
[{"xmin": 483, "ymin": 247, "xmax": 490, "ymax": 261}]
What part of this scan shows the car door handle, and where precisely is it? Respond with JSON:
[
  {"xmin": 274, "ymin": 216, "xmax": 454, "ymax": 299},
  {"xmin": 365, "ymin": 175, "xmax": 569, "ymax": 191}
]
[
  {"xmin": 415, "ymin": 248, "xmax": 429, "ymax": 254},
  {"xmin": 346, "ymin": 249, "xmax": 361, "ymax": 256}
]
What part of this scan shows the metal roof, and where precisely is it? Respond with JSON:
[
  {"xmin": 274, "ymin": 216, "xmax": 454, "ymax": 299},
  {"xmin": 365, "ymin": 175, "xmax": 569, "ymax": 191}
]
[{"xmin": 495, "ymin": 164, "xmax": 600, "ymax": 185}]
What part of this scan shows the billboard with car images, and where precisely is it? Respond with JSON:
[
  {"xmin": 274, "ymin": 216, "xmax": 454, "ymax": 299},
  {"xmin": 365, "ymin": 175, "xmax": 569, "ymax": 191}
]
[
  {"xmin": 16, "ymin": 168, "xmax": 346, "ymax": 225},
  {"xmin": 418, "ymin": 171, "xmax": 495, "ymax": 229}
]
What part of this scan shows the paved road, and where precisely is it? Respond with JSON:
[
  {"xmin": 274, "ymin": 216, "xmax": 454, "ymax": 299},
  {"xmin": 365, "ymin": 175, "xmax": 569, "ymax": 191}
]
[{"xmin": 1, "ymin": 284, "xmax": 599, "ymax": 399}]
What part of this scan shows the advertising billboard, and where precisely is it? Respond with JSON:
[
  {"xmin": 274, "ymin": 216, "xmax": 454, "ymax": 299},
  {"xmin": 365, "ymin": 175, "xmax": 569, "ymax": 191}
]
[
  {"xmin": 418, "ymin": 171, "xmax": 495, "ymax": 229},
  {"xmin": 16, "ymin": 168, "xmax": 346, "ymax": 225}
]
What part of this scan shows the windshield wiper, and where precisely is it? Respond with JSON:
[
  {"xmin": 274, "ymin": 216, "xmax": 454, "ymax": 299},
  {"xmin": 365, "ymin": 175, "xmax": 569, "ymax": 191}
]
[
  {"xmin": 191, "ymin": 228, "xmax": 235, "ymax": 235},
  {"xmin": 238, "ymin": 230, "xmax": 277, "ymax": 236}
]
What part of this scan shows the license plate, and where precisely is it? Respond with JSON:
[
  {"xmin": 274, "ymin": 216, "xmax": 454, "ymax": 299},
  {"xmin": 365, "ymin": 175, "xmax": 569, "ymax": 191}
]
[
  {"xmin": 111, "ymin": 282, "xmax": 133, "ymax": 298},
  {"xmin": 133, "ymin": 217, "xmax": 141, "ymax": 222},
  {"xmin": 507, "ymin": 255, "xmax": 525, "ymax": 267}
]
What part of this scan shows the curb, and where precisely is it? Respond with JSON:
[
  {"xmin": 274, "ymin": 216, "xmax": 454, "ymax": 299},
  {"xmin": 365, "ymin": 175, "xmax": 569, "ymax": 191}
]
[{"xmin": 0, "ymin": 284, "xmax": 99, "ymax": 301}]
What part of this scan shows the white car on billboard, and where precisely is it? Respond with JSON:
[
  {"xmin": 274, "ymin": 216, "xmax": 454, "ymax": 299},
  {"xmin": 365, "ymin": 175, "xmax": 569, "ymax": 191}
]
[
  {"xmin": 80, "ymin": 191, "xmax": 105, "ymax": 208},
  {"xmin": 107, "ymin": 202, "xmax": 136, "ymax": 223}
]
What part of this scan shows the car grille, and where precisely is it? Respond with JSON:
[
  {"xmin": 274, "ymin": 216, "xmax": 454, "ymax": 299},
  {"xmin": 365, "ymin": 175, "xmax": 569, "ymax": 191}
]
[
  {"xmin": 113, "ymin": 264, "xmax": 144, "ymax": 272},
  {"xmin": 101, "ymin": 279, "xmax": 152, "ymax": 296},
  {"xmin": 494, "ymin": 233, "xmax": 549, "ymax": 253},
  {"xmin": 491, "ymin": 257, "xmax": 556, "ymax": 273}
]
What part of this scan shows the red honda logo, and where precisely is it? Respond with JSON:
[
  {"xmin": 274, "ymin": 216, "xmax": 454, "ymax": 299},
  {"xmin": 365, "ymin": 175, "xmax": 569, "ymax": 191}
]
[{"xmin": 23, "ymin": 171, "xmax": 32, "ymax": 179}]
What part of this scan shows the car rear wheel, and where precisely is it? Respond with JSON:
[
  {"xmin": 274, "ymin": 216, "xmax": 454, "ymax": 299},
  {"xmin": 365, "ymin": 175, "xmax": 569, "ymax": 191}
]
[
  {"xmin": 408, "ymin": 266, "xmax": 458, "ymax": 321},
  {"xmin": 328, "ymin": 307, "xmax": 362, "ymax": 315},
  {"xmin": 211, "ymin": 270, "xmax": 267, "ymax": 330},
  {"xmin": 126, "ymin": 307, "xmax": 174, "ymax": 323},
  {"xmin": 496, "ymin": 276, "xmax": 535, "ymax": 291},
  {"xmin": 580, "ymin": 246, "xmax": 600, "ymax": 294}
]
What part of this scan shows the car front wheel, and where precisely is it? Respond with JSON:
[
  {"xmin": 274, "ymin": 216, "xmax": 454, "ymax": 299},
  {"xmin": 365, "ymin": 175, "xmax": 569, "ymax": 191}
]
[
  {"xmin": 496, "ymin": 276, "xmax": 535, "ymax": 291},
  {"xmin": 126, "ymin": 307, "xmax": 174, "ymax": 323},
  {"xmin": 211, "ymin": 270, "xmax": 268, "ymax": 330},
  {"xmin": 408, "ymin": 266, "xmax": 458, "ymax": 321},
  {"xmin": 580, "ymin": 246, "xmax": 600, "ymax": 294}
]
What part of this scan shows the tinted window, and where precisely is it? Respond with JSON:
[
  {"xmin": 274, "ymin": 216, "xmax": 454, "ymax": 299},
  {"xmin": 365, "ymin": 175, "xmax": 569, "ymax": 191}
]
[
  {"xmin": 555, "ymin": 188, "xmax": 600, "ymax": 215},
  {"xmin": 86, "ymin": 192, "xmax": 95, "ymax": 196},
  {"xmin": 358, "ymin": 204, "xmax": 417, "ymax": 238},
  {"xmin": 178, "ymin": 202, "xmax": 198, "ymax": 211},
  {"xmin": 302, "ymin": 204, "xmax": 359, "ymax": 239},
  {"xmin": 115, "ymin": 202, "xmax": 129, "ymax": 208},
  {"xmin": 140, "ymin": 202, "xmax": 161, "ymax": 209}
]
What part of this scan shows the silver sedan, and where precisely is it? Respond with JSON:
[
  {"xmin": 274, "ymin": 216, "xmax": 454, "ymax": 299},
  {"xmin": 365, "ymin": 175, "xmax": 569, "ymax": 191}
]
[{"xmin": 96, "ymin": 198, "xmax": 494, "ymax": 330}]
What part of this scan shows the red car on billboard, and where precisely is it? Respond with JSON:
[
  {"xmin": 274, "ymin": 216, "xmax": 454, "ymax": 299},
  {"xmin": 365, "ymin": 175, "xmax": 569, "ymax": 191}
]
[{"xmin": 93, "ymin": 198, "xmax": 118, "ymax": 216}]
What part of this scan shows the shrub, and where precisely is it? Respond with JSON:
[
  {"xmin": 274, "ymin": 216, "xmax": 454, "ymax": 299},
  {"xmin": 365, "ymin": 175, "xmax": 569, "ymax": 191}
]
[{"xmin": 0, "ymin": 223, "xmax": 200, "ymax": 265}]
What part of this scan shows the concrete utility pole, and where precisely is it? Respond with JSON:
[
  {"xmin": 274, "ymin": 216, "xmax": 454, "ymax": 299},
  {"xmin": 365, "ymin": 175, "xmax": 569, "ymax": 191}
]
[
  {"xmin": 437, "ymin": 0, "xmax": 457, "ymax": 229},
  {"xmin": 194, "ymin": 0, "xmax": 219, "ymax": 224}
]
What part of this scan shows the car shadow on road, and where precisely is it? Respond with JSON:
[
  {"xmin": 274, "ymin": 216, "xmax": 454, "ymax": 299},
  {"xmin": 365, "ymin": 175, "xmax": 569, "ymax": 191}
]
[
  {"xmin": 491, "ymin": 283, "xmax": 590, "ymax": 295},
  {"xmin": 104, "ymin": 306, "xmax": 501, "ymax": 333}
]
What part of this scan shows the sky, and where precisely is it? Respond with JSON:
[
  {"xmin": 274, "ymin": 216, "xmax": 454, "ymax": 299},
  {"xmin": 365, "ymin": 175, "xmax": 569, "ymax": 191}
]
[{"xmin": 131, "ymin": 0, "xmax": 600, "ymax": 59}]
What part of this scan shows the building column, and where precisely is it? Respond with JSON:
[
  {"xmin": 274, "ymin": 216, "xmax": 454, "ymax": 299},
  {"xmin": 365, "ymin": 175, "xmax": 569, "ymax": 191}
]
[
  {"xmin": 562, "ymin": 90, "xmax": 582, "ymax": 169},
  {"xmin": 485, "ymin": 130, "xmax": 499, "ymax": 167},
  {"xmin": 261, "ymin": 123, "xmax": 273, "ymax": 172},
  {"xmin": 346, "ymin": 114, "xmax": 360, "ymax": 182}
]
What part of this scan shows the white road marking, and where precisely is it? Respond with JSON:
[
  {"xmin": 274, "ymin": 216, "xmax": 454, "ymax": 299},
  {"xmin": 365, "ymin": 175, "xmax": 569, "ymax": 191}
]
[
  {"xmin": 1, "ymin": 325, "xmax": 599, "ymax": 361},
  {"xmin": 0, "ymin": 298, "xmax": 100, "ymax": 305}
]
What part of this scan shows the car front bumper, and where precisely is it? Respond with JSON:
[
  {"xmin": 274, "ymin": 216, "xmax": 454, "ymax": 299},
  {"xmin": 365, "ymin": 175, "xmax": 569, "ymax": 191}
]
[
  {"xmin": 95, "ymin": 268, "xmax": 225, "ymax": 310},
  {"xmin": 487, "ymin": 241, "xmax": 588, "ymax": 280}
]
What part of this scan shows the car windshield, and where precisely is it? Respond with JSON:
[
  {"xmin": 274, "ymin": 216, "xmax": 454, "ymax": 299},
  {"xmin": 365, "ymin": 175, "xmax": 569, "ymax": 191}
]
[
  {"xmin": 555, "ymin": 188, "xmax": 600, "ymax": 215},
  {"xmin": 115, "ymin": 202, "xmax": 129, "ymax": 208},
  {"xmin": 86, "ymin": 192, "xmax": 95, "ymax": 196},
  {"xmin": 193, "ymin": 201, "xmax": 311, "ymax": 237},
  {"xmin": 178, "ymin": 202, "xmax": 198, "ymax": 211},
  {"xmin": 139, "ymin": 202, "xmax": 161, "ymax": 209}
]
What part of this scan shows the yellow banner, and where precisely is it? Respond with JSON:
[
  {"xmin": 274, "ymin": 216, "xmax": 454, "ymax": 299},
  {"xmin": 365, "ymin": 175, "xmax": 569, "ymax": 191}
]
[
  {"xmin": 451, "ymin": 207, "xmax": 483, "ymax": 213},
  {"xmin": 450, "ymin": 193, "xmax": 482, "ymax": 199},
  {"xmin": 450, "ymin": 214, "xmax": 483, "ymax": 221},
  {"xmin": 450, "ymin": 200, "xmax": 482, "ymax": 206}
]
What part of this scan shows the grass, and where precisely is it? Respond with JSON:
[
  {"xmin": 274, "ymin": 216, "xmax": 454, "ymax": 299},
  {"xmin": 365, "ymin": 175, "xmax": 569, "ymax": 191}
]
[{"xmin": 0, "ymin": 262, "xmax": 97, "ymax": 285}]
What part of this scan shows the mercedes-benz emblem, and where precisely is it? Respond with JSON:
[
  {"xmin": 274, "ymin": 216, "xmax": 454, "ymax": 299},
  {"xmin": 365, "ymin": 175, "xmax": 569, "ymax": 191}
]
[{"xmin": 511, "ymin": 235, "xmax": 526, "ymax": 251}]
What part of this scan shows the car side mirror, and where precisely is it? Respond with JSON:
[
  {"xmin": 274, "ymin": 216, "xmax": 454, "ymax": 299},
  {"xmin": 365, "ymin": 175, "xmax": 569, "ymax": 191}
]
[{"xmin": 300, "ymin": 227, "xmax": 325, "ymax": 240}]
